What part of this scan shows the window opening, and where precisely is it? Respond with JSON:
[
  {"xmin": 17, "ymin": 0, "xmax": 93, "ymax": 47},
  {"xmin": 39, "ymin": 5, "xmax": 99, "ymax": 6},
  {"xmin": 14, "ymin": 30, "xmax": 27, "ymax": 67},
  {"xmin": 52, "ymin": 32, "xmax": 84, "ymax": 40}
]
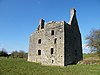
[
  {"xmin": 51, "ymin": 30, "xmax": 54, "ymax": 35},
  {"xmin": 54, "ymin": 38, "xmax": 57, "ymax": 44},
  {"xmin": 38, "ymin": 50, "xmax": 41, "ymax": 55},
  {"xmin": 38, "ymin": 39, "xmax": 41, "ymax": 44},
  {"xmin": 52, "ymin": 60, "xmax": 54, "ymax": 63},
  {"xmin": 51, "ymin": 48, "xmax": 54, "ymax": 54}
]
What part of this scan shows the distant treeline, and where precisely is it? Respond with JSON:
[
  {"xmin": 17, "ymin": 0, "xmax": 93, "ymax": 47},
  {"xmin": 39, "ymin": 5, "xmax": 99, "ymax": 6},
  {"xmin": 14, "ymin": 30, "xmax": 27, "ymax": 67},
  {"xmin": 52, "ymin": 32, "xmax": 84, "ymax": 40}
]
[{"xmin": 0, "ymin": 48, "xmax": 28, "ymax": 59}]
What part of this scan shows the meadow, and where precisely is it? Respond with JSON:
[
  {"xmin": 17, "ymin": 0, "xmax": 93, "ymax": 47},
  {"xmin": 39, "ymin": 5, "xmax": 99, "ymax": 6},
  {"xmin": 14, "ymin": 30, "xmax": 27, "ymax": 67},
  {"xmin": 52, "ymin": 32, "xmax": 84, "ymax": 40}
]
[{"xmin": 0, "ymin": 57, "xmax": 100, "ymax": 75}]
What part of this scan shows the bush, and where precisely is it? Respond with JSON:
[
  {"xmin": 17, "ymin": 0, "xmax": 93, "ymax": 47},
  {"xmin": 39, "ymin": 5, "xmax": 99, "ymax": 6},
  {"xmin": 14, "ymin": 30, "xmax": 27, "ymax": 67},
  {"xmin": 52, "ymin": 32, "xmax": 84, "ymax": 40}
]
[
  {"xmin": 0, "ymin": 48, "xmax": 8, "ymax": 57},
  {"xmin": 11, "ymin": 50, "xmax": 28, "ymax": 59},
  {"xmin": 11, "ymin": 51, "xmax": 19, "ymax": 58}
]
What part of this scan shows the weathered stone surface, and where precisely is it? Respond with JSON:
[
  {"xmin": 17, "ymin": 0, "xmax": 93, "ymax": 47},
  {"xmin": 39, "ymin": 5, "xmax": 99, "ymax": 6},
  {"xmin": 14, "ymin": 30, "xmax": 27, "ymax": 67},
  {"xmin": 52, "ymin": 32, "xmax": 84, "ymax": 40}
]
[{"xmin": 28, "ymin": 8, "xmax": 83, "ymax": 66}]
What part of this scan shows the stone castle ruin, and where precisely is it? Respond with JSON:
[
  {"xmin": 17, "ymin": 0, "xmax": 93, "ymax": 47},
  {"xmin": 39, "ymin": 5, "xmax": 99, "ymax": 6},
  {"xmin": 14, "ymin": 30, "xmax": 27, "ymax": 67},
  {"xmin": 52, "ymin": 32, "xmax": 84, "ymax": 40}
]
[{"xmin": 28, "ymin": 8, "xmax": 83, "ymax": 66}]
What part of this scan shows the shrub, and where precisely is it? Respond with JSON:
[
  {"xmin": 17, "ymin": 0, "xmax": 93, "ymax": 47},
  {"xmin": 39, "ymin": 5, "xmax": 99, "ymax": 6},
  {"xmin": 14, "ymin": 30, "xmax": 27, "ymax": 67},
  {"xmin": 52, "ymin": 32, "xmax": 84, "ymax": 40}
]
[{"xmin": 0, "ymin": 48, "xmax": 8, "ymax": 57}]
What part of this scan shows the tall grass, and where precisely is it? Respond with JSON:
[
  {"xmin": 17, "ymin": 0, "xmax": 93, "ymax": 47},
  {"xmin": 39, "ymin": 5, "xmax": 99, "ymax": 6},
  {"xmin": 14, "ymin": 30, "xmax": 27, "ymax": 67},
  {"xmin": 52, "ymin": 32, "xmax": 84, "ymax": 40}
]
[
  {"xmin": 0, "ymin": 57, "xmax": 100, "ymax": 75},
  {"xmin": 83, "ymin": 53, "xmax": 100, "ymax": 59}
]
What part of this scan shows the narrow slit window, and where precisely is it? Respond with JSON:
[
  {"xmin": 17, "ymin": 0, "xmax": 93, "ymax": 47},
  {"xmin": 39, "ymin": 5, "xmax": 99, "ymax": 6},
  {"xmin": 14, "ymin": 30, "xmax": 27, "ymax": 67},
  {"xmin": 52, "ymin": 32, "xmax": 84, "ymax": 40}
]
[
  {"xmin": 38, "ymin": 39, "xmax": 41, "ymax": 44},
  {"xmin": 51, "ymin": 48, "xmax": 54, "ymax": 54},
  {"xmin": 38, "ymin": 50, "xmax": 41, "ymax": 55},
  {"xmin": 52, "ymin": 60, "xmax": 54, "ymax": 63},
  {"xmin": 51, "ymin": 30, "xmax": 54, "ymax": 35},
  {"xmin": 54, "ymin": 38, "xmax": 57, "ymax": 44}
]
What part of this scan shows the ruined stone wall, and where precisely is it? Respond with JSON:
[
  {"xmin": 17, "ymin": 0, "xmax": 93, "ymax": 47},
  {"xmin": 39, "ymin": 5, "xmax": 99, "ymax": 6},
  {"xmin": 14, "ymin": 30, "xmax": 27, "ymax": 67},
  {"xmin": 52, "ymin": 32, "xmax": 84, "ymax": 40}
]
[
  {"xmin": 69, "ymin": 9, "xmax": 83, "ymax": 62},
  {"xmin": 28, "ymin": 21, "xmax": 65, "ymax": 66},
  {"xmin": 64, "ymin": 8, "xmax": 83, "ymax": 65},
  {"xmin": 71, "ymin": 25, "xmax": 83, "ymax": 62},
  {"xmin": 28, "ymin": 8, "xmax": 83, "ymax": 66},
  {"xmin": 28, "ymin": 29, "xmax": 45, "ymax": 62},
  {"xmin": 64, "ymin": 22, "xmax": 75, "ymax": 65},
  {"xmin": 44, "ymin": 21, "xmax": 65, "ymax": 66},
  {"xmin": 64, "ymin": 23, "xmax": 82, "ymax": 65}
]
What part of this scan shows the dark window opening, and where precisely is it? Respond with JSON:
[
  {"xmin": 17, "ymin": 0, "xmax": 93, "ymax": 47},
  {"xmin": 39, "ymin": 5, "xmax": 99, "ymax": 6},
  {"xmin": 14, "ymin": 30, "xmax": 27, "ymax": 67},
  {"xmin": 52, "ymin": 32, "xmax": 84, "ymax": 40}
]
[
  {"xmin": 54, "ymin": 38, "xmax": 57, "ymax": 44},
  {"xmin": 38, "ymin": 50, "xmax": 41, "ymax": 55},
  {"xmin": 51, "ymin": 48, "xmax": 54, "ymax": 54},
  {"xmin": 52, "ymin": 60, "xmax": 54, "ymax": 63},
  {"xmin": 38, "ymin": 39, "xmax": 41, "ymax": 44},
  {"xmin": 51, "ymin": 30, "xmax": 54, "ymax": 35}
]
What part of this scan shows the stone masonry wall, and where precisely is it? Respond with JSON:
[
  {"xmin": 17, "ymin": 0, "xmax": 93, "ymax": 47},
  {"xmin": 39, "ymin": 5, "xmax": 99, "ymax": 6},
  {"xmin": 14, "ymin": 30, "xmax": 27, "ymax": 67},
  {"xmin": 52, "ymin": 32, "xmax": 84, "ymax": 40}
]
[
  {"xmin": 28, "ymin": 8, "xmax": 83, "ymax": 66},
  {"xmin": 28, "ymin": 21, "xmax": 65, "ymax": 66}
]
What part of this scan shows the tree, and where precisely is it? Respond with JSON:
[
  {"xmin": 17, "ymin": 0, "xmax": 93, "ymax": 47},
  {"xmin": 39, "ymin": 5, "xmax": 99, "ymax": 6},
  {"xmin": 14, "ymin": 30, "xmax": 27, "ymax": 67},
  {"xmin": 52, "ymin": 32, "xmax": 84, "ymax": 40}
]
[
  {"xmin": 11, "ymin": 50, "xmax": 28, "ymax": 59},
  {"xmin": 18, "ymin": 50, "xmax": 26, "ymax": 58},
  {"xmin": 11, "ymin": 51, "xmax": 19, "ymax": 58},
  {"xmin": 86, "ymin": 29, "xmax": 100, "ymax": 57},
  {"xmin": 0, "ymin": 48, "xmax": 8, "ymax": 57}
]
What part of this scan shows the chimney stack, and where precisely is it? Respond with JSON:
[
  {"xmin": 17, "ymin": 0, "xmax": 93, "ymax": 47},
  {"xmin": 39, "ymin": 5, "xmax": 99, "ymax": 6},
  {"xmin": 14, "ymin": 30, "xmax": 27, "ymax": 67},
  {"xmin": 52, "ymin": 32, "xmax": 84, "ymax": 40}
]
[
  {"xmin": 68, "ymin": 8, "xmax": 76, "ymax": 25},
  {"xmin": 39, "ymin": 19, "xmax": 45, "ymax": 29}
]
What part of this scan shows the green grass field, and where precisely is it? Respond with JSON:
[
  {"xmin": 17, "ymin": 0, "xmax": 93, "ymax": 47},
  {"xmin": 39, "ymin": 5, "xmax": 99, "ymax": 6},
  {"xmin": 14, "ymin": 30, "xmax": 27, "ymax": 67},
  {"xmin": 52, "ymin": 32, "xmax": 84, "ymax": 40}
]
[
  {"xmin": 83, "ymin": 53, "xmax": 100, "ymax": 59},
  {"xmin": 0, "ymin": 57, "xmax": 100, "ymax": 75}
]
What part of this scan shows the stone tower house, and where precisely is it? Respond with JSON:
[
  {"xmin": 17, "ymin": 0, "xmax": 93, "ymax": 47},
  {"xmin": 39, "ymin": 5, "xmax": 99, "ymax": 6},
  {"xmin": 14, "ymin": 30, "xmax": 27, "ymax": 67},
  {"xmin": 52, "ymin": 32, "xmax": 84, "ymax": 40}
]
[{"xmin": 28, "ymin": 8, "xmax": 83, "ymax": 66}]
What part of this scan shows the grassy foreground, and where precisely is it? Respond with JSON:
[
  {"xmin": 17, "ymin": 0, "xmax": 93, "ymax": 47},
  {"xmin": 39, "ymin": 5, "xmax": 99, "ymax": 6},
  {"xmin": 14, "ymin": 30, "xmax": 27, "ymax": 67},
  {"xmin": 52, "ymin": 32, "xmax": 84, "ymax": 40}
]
[{"xmin": 0, "ymin": 57, "xmax": 100, "ymax": 75}]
